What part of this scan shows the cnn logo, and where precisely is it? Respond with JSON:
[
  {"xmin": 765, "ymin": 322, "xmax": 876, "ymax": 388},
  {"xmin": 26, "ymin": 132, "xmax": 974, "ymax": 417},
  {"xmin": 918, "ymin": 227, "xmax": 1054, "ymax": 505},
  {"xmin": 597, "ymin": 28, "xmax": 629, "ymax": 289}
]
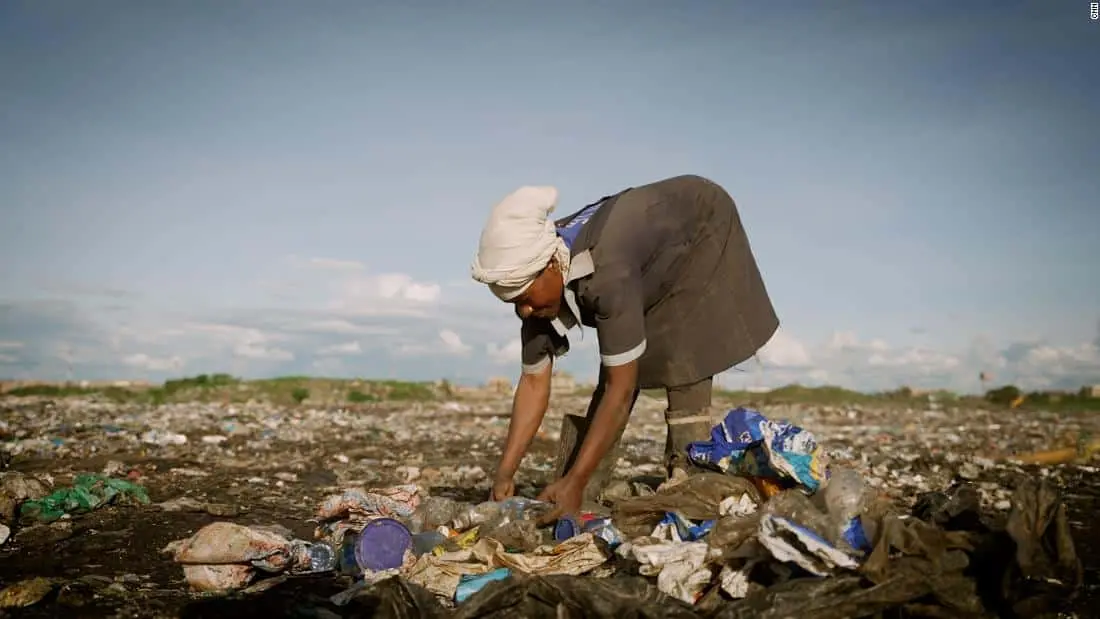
[{"xmin": 1092, "ymin": 2, "xmax": 1099, "ymax": 20}]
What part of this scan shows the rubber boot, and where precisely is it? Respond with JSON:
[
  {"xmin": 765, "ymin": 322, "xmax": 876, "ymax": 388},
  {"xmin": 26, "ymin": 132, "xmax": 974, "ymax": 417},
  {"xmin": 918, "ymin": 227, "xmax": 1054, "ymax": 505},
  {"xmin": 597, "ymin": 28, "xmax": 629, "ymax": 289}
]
[
  {"xmin": 664, "ymin": 408, "xmax": 714, "ymax": 480},
  {"xmin": 554, "ymin": 412, "xmax": 626, "ymax": 508}
]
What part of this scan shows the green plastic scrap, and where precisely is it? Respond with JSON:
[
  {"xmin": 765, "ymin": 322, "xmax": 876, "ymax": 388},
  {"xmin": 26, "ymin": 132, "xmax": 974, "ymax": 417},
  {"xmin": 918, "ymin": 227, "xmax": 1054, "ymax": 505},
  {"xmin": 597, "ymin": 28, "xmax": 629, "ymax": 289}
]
[{"xmin": 19, "ymin": 474, "xmax": 150, "ymax": 523}]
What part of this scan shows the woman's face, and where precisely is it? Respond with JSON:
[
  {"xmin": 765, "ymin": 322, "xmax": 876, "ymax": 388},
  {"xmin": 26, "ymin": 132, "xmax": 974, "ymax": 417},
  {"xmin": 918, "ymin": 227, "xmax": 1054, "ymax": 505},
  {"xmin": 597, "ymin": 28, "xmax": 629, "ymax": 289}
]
[{"xmin": 510, "ymin": 259, "xmax": 563, "ymax": 320}]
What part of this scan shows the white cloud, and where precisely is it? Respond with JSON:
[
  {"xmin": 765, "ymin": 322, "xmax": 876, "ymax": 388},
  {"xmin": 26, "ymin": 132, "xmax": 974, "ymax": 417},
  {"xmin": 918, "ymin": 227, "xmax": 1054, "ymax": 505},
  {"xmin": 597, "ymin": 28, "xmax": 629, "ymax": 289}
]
[
  {"xmin": 331, "ymin": 273, "xmax": 441, "ymax": 313},
  {"xmin": 0, "ymin": 354, "xmax": 18, "ymax": 364},
  {"xmin": 0, "ymin": 341, "xmax": 24, "ymax": 350},
  {"xmin": 121, "ymin": 353, "xmax": 184, "ymax": 372},
  {"xmin": 373, "ymin": 274, "xmax": 442, "ymax": 303},
  {"xmin": 486, "ymin": 339, "xmax": 521, "ymax": 365},
  {"xmin": 317, "ymin": 341, "xmax": 363, "ymax": 356},
  {"xmin": 757, "ymin": 328, "xmax": 812, "ymax": 367},
  {"xmin": 186, "ymin": 323, "xmax": 294, "ymax": 362},
  {"xmin": 439, "ymin": 329, "xmax": 471, "ymax": 355},
  {"xmin": 270, "ymin": 257, "xmax": 443, "ymax": 317},
  {"xmin": 722, "ymin": 328, "xmax": 1100, "ymax": 394}
]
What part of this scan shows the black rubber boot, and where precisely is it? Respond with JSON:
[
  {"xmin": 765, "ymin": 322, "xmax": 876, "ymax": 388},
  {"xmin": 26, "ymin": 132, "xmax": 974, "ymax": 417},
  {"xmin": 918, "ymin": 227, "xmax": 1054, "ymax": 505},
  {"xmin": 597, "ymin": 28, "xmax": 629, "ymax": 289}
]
[
  {"xmin": 664, "ymin": 408, "xmax": 714, "ymax": 480},
  {"xmin": 553, "ymin": 413, "xmax": 626, "ymax": 507}
]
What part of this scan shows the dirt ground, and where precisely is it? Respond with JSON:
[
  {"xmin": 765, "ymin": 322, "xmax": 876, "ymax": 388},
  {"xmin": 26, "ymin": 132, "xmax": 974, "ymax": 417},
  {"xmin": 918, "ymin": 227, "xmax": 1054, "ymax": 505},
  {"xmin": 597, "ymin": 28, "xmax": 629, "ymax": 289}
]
[{"xmin": 0, "ymin": 394, "xmax": 1097, "ymax": 618}]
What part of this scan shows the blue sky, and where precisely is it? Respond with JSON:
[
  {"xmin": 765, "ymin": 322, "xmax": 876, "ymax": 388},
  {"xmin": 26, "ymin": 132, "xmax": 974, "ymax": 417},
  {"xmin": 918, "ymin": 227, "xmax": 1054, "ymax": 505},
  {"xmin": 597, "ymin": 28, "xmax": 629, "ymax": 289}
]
[{"xmin": 1, "ymin": 1, "xmax": 1098, "ymax": 392}]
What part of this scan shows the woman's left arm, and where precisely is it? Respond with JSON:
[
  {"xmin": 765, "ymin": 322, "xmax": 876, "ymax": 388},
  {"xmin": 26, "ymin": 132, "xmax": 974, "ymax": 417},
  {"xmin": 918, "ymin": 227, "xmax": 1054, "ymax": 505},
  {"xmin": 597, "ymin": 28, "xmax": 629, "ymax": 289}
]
[
  {"xmin": 564, "ymin": 360, "xmax": 638, "ymax": 485},
  {"xmin": 537, "ymin": 260, "xmax": 647, "ymax": 518}
]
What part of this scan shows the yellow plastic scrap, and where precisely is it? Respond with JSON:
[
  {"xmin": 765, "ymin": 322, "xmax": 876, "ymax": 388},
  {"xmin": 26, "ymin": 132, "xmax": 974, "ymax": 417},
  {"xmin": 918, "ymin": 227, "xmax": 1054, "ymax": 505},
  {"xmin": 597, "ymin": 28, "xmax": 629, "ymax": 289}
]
[{"xmin": 433, "ymin": 526, "xmax": 480, "ymax": 556}]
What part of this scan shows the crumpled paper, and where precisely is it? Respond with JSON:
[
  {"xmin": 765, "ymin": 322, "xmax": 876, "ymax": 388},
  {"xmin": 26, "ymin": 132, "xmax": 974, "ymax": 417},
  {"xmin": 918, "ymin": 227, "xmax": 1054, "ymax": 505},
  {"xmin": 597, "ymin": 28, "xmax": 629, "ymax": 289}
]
[
  {"xmin": 474, "ymin": 532, "xmax": 607, "ymax": 576},
  {"xmin": 718, "ymin": 559, "xmax": 760, "ymax": 599},
  {"xmin": 404, "ymin": 534, "xmax": 606, "ymax": 600},
  {"xmin": 406, "ymin": 549, "xmax": 494, "ymax": 599},
  {"xmin": 317, "ymin": 484, "xmax": 421, "ymax": 521},
  {"xmin": 687, "ymin": 407, "xmax": 827, "ymax": 492},
  {"xmin": 627, "ymin": 539, "xmax": 716, "ymax": 604}
]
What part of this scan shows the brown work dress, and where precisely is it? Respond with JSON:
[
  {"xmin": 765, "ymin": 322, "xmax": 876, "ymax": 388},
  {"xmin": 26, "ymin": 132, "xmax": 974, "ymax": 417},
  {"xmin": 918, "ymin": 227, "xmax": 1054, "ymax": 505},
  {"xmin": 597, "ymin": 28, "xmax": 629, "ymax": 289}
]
[{"xmin": 520, "ymin": 174, "xmax": 779, "ymax": 390}]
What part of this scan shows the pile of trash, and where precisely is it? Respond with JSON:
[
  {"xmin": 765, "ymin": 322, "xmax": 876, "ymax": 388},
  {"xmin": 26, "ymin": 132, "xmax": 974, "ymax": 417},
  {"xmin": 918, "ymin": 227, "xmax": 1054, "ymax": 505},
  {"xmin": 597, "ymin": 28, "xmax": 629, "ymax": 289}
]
[{"xmin": 163, "ymin": 408, "xmax": 1083, "ymax": 618}]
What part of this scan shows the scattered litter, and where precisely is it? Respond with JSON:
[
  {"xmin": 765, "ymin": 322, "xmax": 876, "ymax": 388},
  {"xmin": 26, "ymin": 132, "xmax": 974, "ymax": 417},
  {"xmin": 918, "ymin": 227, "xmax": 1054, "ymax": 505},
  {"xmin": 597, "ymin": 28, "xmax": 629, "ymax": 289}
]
[
  {"xmin": 20, "ymin": 474, "xmax": 149, "ymax": 523},
  {"xmin": 0, "ymin": 389, "xmax": 1094, "ymax": 617},
  {"xmin": 157, "ymin": 496, "xmax": 241, "ymax": 517},
  {"xmin": 0, "ymin": 577, "xmax": 60, "ymax": 609}
]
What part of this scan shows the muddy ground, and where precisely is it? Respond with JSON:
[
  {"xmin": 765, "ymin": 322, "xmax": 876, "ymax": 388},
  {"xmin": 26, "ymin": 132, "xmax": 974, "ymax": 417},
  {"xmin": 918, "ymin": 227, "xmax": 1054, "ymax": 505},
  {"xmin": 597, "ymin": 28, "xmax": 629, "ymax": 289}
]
[{"xmin": 0, "ymin": 394, "xmax": 1097, "ymax": 618}]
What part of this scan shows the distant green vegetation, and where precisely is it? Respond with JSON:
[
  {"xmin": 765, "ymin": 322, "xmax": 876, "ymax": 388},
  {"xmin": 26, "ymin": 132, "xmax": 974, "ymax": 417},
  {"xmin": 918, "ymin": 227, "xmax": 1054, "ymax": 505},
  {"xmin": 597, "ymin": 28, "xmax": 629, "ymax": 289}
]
[
  {"xmin": 290, "ymin": 387, "xmax": 310, "ymax": 404},
  {"xmin": 5, "ymin": 376, "xmax": 1098, "ymax": 412},
  {"xmin": 983, "ymin": 384, "xmax": 1100, "ymax": 411},
  {"xmin": 347, "ymin": 390, "xmax": 378, "ymax": 403}
]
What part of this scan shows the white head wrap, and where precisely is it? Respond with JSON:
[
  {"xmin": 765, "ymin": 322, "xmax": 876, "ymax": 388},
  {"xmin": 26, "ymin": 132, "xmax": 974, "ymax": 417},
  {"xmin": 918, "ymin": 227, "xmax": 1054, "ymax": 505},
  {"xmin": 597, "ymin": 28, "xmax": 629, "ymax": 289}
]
[{"xmin": 470, "ymin": 185, "xmax": 571, "ymax": 301}]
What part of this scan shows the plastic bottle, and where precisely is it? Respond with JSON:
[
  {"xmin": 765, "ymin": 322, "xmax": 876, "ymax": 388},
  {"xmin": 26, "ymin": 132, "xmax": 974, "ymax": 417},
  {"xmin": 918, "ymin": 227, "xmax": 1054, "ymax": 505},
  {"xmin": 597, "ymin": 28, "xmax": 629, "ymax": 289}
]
[
  {"xmin": 819, "ymin": 466, "xmax": 872, "ymax": 551},
  {"xmin": 289, "ymin": 540, "xmax": 337, "ymax": 573},
  {"xmin": 452, "ymin": 497, "xmax": 551, "ymax": 532},
  {"xmin": 407, "ymin": 496, "xmax": 464, "ymax": 534},
  {"xmin": 821, "ymin": 467, "xmax": 867, "ymax": 524}
]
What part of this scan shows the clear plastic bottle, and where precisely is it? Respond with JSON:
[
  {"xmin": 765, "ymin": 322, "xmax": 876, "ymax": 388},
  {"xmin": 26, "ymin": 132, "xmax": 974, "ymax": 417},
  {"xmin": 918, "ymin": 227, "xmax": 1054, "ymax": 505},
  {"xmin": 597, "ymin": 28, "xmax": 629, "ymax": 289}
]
[
  {"xmin": 407, "ymin": 496, "xmax": 464, "ymax": 534},
  {"xmin": 290, "ymin": 540, "xmax": 337, "ymax": 573},
  {"xmin": 452, "ymin": 497, "xmax": 551, "ymax": 532},
  {"xmin": 821, "ymin": 467, "xmax": 867, "ymax": 524},
  {"xmin": 818, "ymin": 466, "xmax": 871, "ymax": 551}
]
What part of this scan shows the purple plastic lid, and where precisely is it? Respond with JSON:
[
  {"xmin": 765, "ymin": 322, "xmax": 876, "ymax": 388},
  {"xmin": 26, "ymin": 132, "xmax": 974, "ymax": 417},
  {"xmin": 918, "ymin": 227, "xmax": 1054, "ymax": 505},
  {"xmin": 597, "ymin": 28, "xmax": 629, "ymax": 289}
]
[{"xmin": 355, "ymin": 518, "xmax": 413, "ymax": 571}]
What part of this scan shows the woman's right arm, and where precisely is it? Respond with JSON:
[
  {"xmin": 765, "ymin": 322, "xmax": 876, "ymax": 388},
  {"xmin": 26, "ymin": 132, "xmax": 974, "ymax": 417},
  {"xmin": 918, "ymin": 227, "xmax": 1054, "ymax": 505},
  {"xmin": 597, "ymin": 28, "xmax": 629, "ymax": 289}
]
[{"xmin": 494, "ymin": 359, "xmax": 553, "ymax": 485}]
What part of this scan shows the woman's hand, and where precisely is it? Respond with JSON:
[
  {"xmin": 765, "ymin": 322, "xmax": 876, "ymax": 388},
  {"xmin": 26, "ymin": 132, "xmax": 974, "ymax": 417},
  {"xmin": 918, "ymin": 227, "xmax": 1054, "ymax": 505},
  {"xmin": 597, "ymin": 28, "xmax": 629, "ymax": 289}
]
[
  {"xmin": 536, "ymin": 475, "xmax": 585, "ymax": 524},
  {"xmin": 490, "ymin": 474, "xmax": 516, "ymax": 502}
]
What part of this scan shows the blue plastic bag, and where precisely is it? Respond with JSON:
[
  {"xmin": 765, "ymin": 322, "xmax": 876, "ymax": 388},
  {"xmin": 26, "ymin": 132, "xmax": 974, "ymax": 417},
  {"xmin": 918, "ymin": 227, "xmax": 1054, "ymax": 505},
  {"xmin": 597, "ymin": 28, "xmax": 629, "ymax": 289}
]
[{"xmin": 686, "ymin": 407, "xmax": 827, "ymax": 492}]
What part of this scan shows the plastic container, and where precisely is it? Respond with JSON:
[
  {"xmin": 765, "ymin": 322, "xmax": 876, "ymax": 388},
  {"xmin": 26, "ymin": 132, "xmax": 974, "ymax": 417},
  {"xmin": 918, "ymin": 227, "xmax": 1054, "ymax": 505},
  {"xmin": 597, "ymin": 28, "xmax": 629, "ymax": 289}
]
[
  {"xmin": 343, "ymin": 518, "xmax": 413, "ymax": 571},
  {"xmin": 553, "ymin": 513, "xmax": 598, "ymax": 542}
]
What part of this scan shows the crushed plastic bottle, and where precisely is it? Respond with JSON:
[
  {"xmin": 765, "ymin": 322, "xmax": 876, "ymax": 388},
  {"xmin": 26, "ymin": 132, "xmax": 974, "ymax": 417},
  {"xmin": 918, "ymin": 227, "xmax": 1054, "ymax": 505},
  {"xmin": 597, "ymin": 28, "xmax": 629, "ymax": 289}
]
[
  {"xmin": 452, "ymin": 497, "xmax": 551, "ymax": 532},
  {"xmin": 818, "ymin": 466, "xmax": 873, "ymax": 552},
  {"xmin": 821, "ymin": 467, "xmax": 866, "ymax": 523},
  {"xmin": 407, "ymin": 496, "xmax": 464, "ymax": 534},
  {"xmin": 303, "ymin": 541, "xmax": 337, "ymax": 573}
]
